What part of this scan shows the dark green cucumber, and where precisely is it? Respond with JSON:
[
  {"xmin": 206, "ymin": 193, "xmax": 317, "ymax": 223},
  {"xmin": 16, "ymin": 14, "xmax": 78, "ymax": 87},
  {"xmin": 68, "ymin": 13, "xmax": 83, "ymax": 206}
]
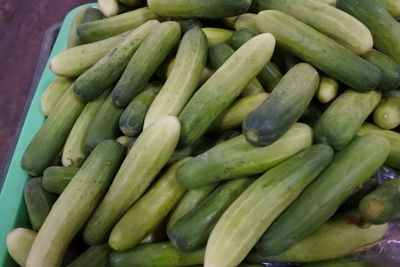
[
  {"xmin": 42, "ymin": 166, "xmax": 79, "ymax": 194},
  {"xmin": 68, "ymin": 5, "xmax": 91, "ymax": 48},
  {"xmin": 373, "ymin": 90, "xmax": 400, "ymax": 130},
  {"xmin": 26, "ymin": 140, "xmax": 125, "ymax": 267},
  {"xmin": 243, "ymin": 63, "xmax": 319, "ymax": 147},
  {"xmin": 119, "ymin": 82, "xmax": 161, "ymax": 136},
  {"xmin": 255, "ymin": 134, "xmax": 390, "ymax": 256},
  {"xmin": 147, "ymin": 0, "xmax": 251, "ymax": 18},
  {"xmin": 77, "ymin": 7, "xmax": 157, "ymax": 43},
  {"xmin": 337, "ymin": 0, "xmax": 400, "ymax": 63},
  {"xmin": 167, "ymin": 137, "xmax": 211, "ymax": 165},
  {"xmin": 84, "ymin": 93, "xmax": 124, "ymax": 152},
  {"xmin": 176, "ymin": 19, "xmax": 203, "ymax": 33},
  {"xmin": 314, "ymin": 90, "xmax": 381, "ymax": 150},
  {"xmin": 169, "ymin": 178, "xmax": 252, "ymax": 252},
  {"xmin": 21, "ymin": 87, "xmax": 85, "ymax": 176},
  {"xmin": 202, "ymin": 27, "xmax": 233, "ymax": 46},
  {"xmin": 112, "ymin": 21, "xmax": 181, "ymax": 107},
  {"xmin": 359, "ymin": 178, "xmax": 400, "ymax": 224},
  {"xmin": 82, "ymin": 7, "xmax": 104, "ymax": 23},
  {"xmin": 7, "ymin": 228, "xmax": 37, "ymax": 267},
  {"xmin": 66, "ymin": 245, "xmax": 112, "ymax": 267},
  {"xmin": 256, "ymin": 10, "xmax": 382, "ymax": 92},
  {"xmin": 176, "ymin": 123, "xmax": 312, "ymax": 189},
  {"xmin": 300, "ymin": 101, "xmax": 322, "ymax": 127},
  {"xmin": 205, "ymin": 144, "xmax": 334, "ymax": 267},
  {"xmin": 340, "ymin": 178, "xmax": 379, "ymax": 211},
  {"xmin": 227, "ymin": 28, "xmax": 254, "ymax": 48},
  {"xmin": 24, "ymin": 178, "xmax": 56, "ymax": 231},
  {"xmin": 316, "ymin": 77, "xmax": 339, "ymax": 104},
  {"xmin": 378, "ymin": 0, "xmax": 400, "ymax": 18}
]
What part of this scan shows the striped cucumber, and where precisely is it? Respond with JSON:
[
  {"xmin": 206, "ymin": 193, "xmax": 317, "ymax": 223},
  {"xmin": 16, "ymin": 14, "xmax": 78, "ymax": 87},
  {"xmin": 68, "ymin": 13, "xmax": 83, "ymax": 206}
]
[
  {"xmin": 82, "ymin": 7, "xmax": 104, "ymax": 23},
  {"xmin": 41, "ymin": 77, "xmax": 74, "ymax": 117},
  {"xmin": 7, "ymin": 228, "xmax": 37, "ymax": 267},
  {"xmin": 26, "ymin": 140, "xmax": 125, "ymax": 267},
  {"xmin": 317, "ymin": 77, "xmax": 339, "ymax": 104},
  {"xmin": 67, "ymin": 245, "xmax": 112, "ymax": 267},
  {"xmin": 120, "ymin": 83, "xmax": 161, "ymax": 136},
  {"xmin": 256, "ymin": 10, "xmax": 382, "ymax": 92},
  {"xmin": 62, "ymin": 91, "xmax": 108, "ymax": 167},
  {"xmin": 77, "ymin": 7, "xmax": 157, "ymax": 43},
  {"xmin": 109, "ymin": 159, "xmax": 188, "ymax": 251},
  {"xmin": 373, "ymin": 90, "xmax": 400, "ymax": 130},
  {"xmin": 204, "ymin": 144, "xmax": 334, "ymax": 267},
  {"xmin": 144, "ymin": 27, "xmax": 207, "ymax": 129},
  {"xmin": 22, "ymin": 87, "xmax": 85, "ymax": 176},
  {"xmin": 314, "ymin": 90, "xmax": 382, "ymax": 150},
  {"xmin": 256, "ymin": 134, "xmax": 390, "ymax": 256},
  {"xmin": 112, "ymin": 21, "xmax": 181, "ymax": 107},
  {"xmin": 234, "ymin": 14, "xmax": 260, "ymax": 34},
  {"xmin": 177, "ymin": 123, "xmax": 312, "ymax": 189},
  {"xmin": 73, "ymin": 20, "xmax": 158, "ymax": 101},
  {"xmin": 179, "ymin": 34, "xmax": 276, "ymax": 147},
  {"xmin": 68, "ymin": 5, "xmax": 90, "ymax": 48},
  {"xmin": 42, "ymin": 166, "xmax": 79, "ymax": 194},
  {"xmin": 202, "ymin": 27, "xmax": 233, "ymax": 46},
  {"xmin": 243, "ymin": 63, "xmax": 319, "ymax": 147},
  {"xmin": 378, "ymin": 0, "xmax": 400, "ymax": 18},
  {"xmin": 83, "ymin": 116, "xmax": 180, "ymax": 245}
]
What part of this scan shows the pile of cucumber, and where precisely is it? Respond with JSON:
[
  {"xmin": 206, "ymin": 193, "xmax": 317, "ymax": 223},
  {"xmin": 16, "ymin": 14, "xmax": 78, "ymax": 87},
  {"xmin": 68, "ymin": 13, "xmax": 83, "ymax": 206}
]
[{"xmin": 7, "ymin": 0, "xmax": 400, "ymax": 266}]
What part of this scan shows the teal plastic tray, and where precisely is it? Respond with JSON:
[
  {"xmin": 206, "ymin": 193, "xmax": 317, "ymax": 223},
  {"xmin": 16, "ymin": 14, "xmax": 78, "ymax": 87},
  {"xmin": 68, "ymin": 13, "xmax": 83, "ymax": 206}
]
[{"xmin": 0, "ymin": 4, "xmax": 93, "ymax": 266}]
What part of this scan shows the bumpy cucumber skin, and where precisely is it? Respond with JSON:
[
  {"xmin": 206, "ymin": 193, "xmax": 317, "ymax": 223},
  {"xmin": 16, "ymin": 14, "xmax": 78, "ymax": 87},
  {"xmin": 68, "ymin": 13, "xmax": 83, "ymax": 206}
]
[
  {"xmin": 243, "ymin": 63, "xmax": 319, "ymax": 147},
  {"xmin": 204, "ymin": 144, "xmax": 334, "ymax": 267},
  {"xmin": 7, "ymin": 228, "xmax": 37, "ymax": 267},
  {"xmin": 112, "ymin": 22, "xmax": 181, "ymax": 108},
  {"xmin": 256, "ymin": 134, "xmax": 390, "ymax": 257},
  {"xmin": 42, "ymin": 166, "xmax": 79, "ymax": 194},
  {"xmin": 67, "ymin": 245, "xmax": 112, "ymax": 267},
  {"xmin": 41, "ymin": 77, "xmax": 74, "ymax": 117},
  {"xmin": 373, "ymin": 90, "xmax": 400, "ymax": 130},
  {"xmin": 26, "ymin": 140, "xmax": 125, "ymax": 267},
  {"xmin": 67, "ymin": 5, "xmax": 90, "ymax": 48},
  {"xmin": 148, "ymin": 0, "xmax": 251, "ymax": 18},
  {"xmin": 256, "ymin": 10, "xmax": 382, "ymax": 92},
  {"xmin": 22, "ymin": 87, "xmax": 85, "ymax": 176},
  {"xmin": 314, "ymin": 90, "xmax": 381, "ymax": 150}
]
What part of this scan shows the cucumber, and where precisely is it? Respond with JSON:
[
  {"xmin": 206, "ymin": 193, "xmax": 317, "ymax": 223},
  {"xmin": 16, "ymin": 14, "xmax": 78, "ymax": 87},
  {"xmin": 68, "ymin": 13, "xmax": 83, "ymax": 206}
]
[
  {"xmin": 119, "ymin": 0, "xmax": 143, "ymax": 7},
  {"xmin": 255, "ymin": 134, "xmax": 390, "ymax": 257},
  {"xmin": 98, "ymin": 0, "xmax": 120, "ymax": 17},
  {"xmin": 363, "ymin": 49, "xmax": 400, "ymax": 91},
  {"xmin": 42, "ymin": 166, "xmax": 79, "ymax": 194},
  {"xmin": 176, "ymin": 123, "xmax": 313, "ymax": 189},
  {"xmin": 41, "ymin": 77, "xmax": 74, "ymax": 117},
  {"xmin": 147, "ymin": 0, "xmax": 251, "ymax": 18},
  {"xmin": 227, "ymin": 27, "xmax": 255, "ymax": 49},
  {"xmin": 243, "ymin": 63, "xmax": 319, "ymax": 147},
  {"xmin": 169, "ymin": 178, "xmax": 252, "ymax": 252},
  {"xmin": 109, "ymin": 242, "xmax": 204, "ymax": 267},
  {"xmin": 248, "ymin": 211, "xmax": 388, "ymax": 263},
  {"xmin": 140, "ymin": 221, "xmax": 167, "ymax": 244},
  {"xmin": 26, "ymin": 140, "xmax": 125, "ymax": 267},
  {"xmin": 305, "ymin": 260, "xmax": 371, "ymax": 267},
  {"xmin": 73, "ymin": 20, "xmax": 158, "ymax": 102},
  {"xmin": 252, "ymin": 0, "xmax": 373, "ymax": 55},
  {"xmin": 176, "ymin": 19, "xmax": 203, "ymax": 33},
  {"xmin": 24, "ymin": 178, "xmax": 56, "ymax": 231},
  {"xmin": 68, "ymin": 5, "xmax": 90, "ymax": 48},
  {"xmin": 241, "ymin": 79, "xmax": 265, "ymax": 97},
  {"xmin": 317, "ymin": 0, "xmax": 337, "ymax": 5},
  {"xmin": 83, "ymin": 116, "xmax": 180, "ymax": 245},
  {"xmin": 166, "ymin": 184, "xmax": 218, "ymax": 233},
  {"xmin": 317, "ymin": 77, "xmax": 339, "ymax": 104},
  {"xmin": 50, "ymin": 33, "xmax": 127, "ymax": 77},
  {"xmin": 115, "ymin": 136, "xmax": 135, "ymax": 148},
  {"xmin": 179, "ymin": 34, "xmax": 276, "ymax": 147},
  {"xmin": 337, "ymin": 0, "xmax": 400, "ymax": 63},
  {"xmin": 234, "ymin": 14, "xmax": 260, "ymax": 34},
  {"xmin": 357, "ymin": 123, "xmax": 400, "ymax": 169},
  {"xmin": 373, "ymin": 90, "xmax": 400, "ymax": 130},
  {"xmin": 359, "ymin": 178, "xmax": 400, "ymax": 224},
  {"xmin": 167, "ymin": 136, "xmax": 212, "ymax": 165},
  {"xmin": 202, "ymin": 27, "xmax": 233, "ymax": 46},
  {"xmin": 340, "ymin": 178, "xmax": 379, "ymax": 211},
  {"xmin": 82, "ymin": 7, "xmax": 104, "ymax": 23},
  {"xmin": 378, "ymin": 0, "xmax": 400, "ymax": 18},
  {"xmin": 144, "ymin": 27, "xmax": 207, "ymax": 129},
  {"xmin": 112, "ymin": 21, "xmax": 181, "ymax": 107},
  {"xmin": 84, "ymin": 93, "xmax": 124, "ymax": 152},
  {"xmin": 205, "ymin": 144, "xmax": 334, "ymax": 267},
  {"xmin": 109, "ymin": 159, "xmax": 188, "ymax": 251},
  {"xmin": 77, "ymin": 7, "xmax": 157, "ymax": 43},
  {"xmin": 314, "ymin": 90, "xmax": 382, "ymax": 150},
  {"xmin": 63, "ymin": 90, "xmax": 108, "ymax": 167},
  {"xmin": 66, "ymin": 245, "xmax": 112, "ymax": 267},
  {"xmin": 256, "ymin": 10, "xmax": 382, "ymax": 92},
  {"xmin": 212, "ymin": 93, "xmax": 269, "ymax": 130},
  {"xmin": 7, "ymin": 228, "xmax": 37, "ymax": 267},
  {"xmin": 300, "ymin": 101, "xmax": 322, "ymax": 127},
  {"xmin": 21, "ymin": 87, "xmax": 85, "ymax": 176}
]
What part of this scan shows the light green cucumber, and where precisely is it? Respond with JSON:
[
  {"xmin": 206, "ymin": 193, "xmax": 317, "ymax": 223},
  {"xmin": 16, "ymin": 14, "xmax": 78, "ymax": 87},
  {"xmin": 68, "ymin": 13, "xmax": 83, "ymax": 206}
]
[
  {"xmin": 115, "ymin": 136, "xmax": 135, "ymax": 148},
  {"xmin": 66, "ymin": 245, "xmax": 112, "ymax": 267},
  {"xmin": 202, "ymin": 27, "xmax": 233, "ymax": 47},
  {"xmin": 144, "ymin": 27, "xmax": 207, "ymax": 129},
  {"xmin": 41, "ymin": 77, "xmax": 74, "ymax": 117},
  {"xmin": 373, "ymin": 90, "xmax": 400, "ymax": 130},
  {"xmin": 112, "ymin": 21, "xmax": 181, "ymax": 107},
  {"xmin": 378, "ymin": 0, "xmax": 400, "ymax": 18},
  {"xmin": 68, "ymin": 5, "xmax": 91, "ymax": 48},
  {"xmin": 204, "ymin": 144, "xmax": 334, "ymax": 267},
  {"xmin": 83, "ymin": 116, "xmax": 180, "ymax": 245},
  {"xmin": 234, "ymin": 13, "xmax": 260, "ymax": 34},
  {"xmin": 42, "ymin": 166, "xmax": 79, "ymax": 194},
  {"xmin": 98, "ymin": 0, "xmax": 119, "ymax": 17},
  {"xmin": 26, "ymin": 140, "xmax": 125, "ymax": 267},
  {"xmin": 317, "ymin": 77, "xmax": 339, "ymax": 104},
  {"xmin": 7, "ymin": 228, "xmax": 37, "ymax": 267}
]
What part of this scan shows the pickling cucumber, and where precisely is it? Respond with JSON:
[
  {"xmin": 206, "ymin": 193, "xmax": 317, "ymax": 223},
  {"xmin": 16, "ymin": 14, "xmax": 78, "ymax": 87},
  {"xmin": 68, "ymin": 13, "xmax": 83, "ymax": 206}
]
[
  {"xmin": 179, "ymin": 33, "xmax": 276, "ymax": 147},
  {"xmin": 256, "ymin": 10, "xmax": 382, "ymax": 92},
  {"xmin": 176, "ymin": 123, "xmax": 312, "ymax": 189},
  {"xmin": 314, "ymin": 90, "xmax": 381, "ymax": 150},
  {"xmin": 42, "ymin": 166, "xmax": 79, "ymax": 194},
  {"xmin": 41, "ymin": 77, "xmax": 74, "ymax": 117},
  {"xmin": 373, "ymin": 90, "xmax": 400, "ymax": 130},
  {"xmin": 66, "ymin": 245, "xmax": 112, "ymax": 267},
  {"xmin": 82, "ymin": 7, "xmax": 104, "ymax": 23},
  {"xmin": 378, "ymin": 0, "xmax": 400, "ymax": 18},
  {"xmin": 243, "ymin": 63, "xmax": 319, "ymax": 147},
  {"xmin": 7, "ymin": 228, "xmax": 37, "ymax": 267},
  {"xmin": 205, "ymin": 144, "xmax": 334, "ymax": 267},
  {"xmin": 26, "ymin": 140, "xmax": 125, "ymax": 267},
  {"xmin": 256, "ymin": 134, "xmax": 390, "ymax": 256},
  {"xmin": 83, "ymin": 116, "xmax": 180, "ymax": 245},
  {"xmin": 202, "ymin": 27, "xmax": 233, "ymax": 46},
  {"xmin": 112, "ymin": 21, "xmax": 181, "ymax": 107},
  {"xmin": 317, "ymin": 77, "xmax": 339, "ymax": 104},
  {"xmin": 68, "ymin": 5, "xmax": 90, "ymax": 48}
]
